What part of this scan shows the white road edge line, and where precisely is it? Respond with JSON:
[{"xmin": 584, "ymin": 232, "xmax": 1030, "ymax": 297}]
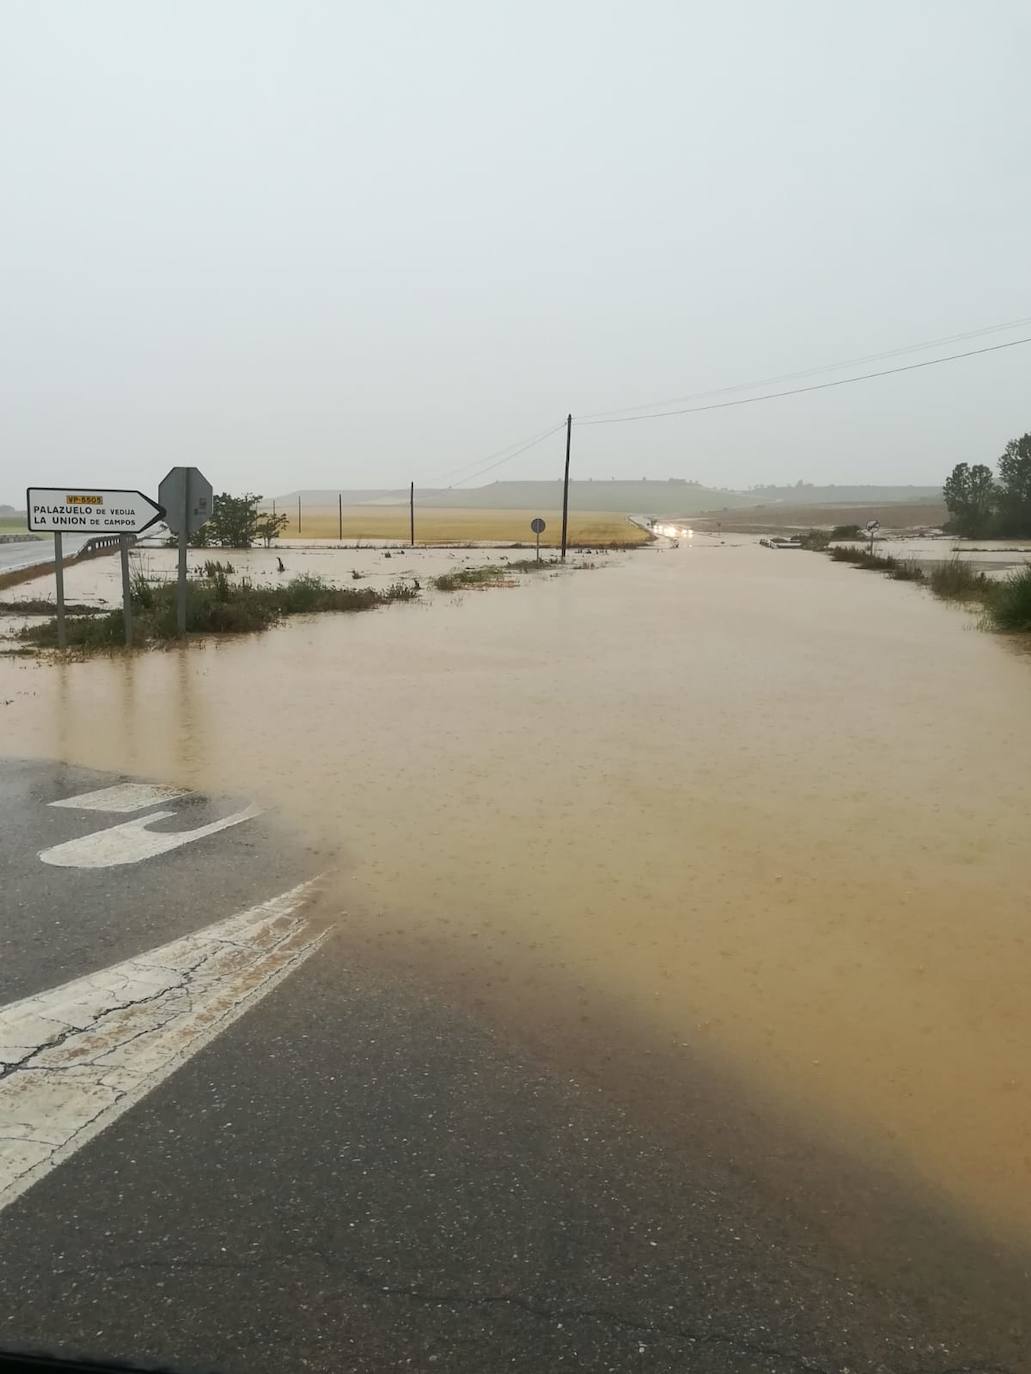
[
  {"xmin": 39, "ymin": 803, "xmax": 262, "ymax": 868},
  {"xmin": 49, "ymin": 783, "xmax": 194, "ymax": 814},
  {"xmin": 0, "ymin": 880, "xmax": 328, "ymax": 1214}
]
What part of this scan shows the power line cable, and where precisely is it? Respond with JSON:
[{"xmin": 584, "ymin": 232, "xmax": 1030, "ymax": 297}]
[
  {"xmin": 578, "ymin": 314, "xmax": 1031, "ymax": 422},
  {"xmin": 578, "ymin": 336, "xmax": 1031, "ymax": 428},
  {"xmin": 437, "ymin": 420, "xmax": 567, "ymax": 488}
]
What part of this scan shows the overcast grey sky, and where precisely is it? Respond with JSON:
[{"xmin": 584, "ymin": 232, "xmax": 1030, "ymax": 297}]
[{"xmin": 2, "ymin": 0, "xmax": 1029, "ymax": 504}]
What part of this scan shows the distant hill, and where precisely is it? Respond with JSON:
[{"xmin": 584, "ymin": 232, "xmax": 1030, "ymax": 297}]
[{"xmin": 275, "ymin": 480, "xmax": 942, "ymax": 516}]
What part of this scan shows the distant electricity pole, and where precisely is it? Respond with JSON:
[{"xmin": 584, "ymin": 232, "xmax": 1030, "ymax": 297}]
[
  {"xmin": 410, "ymin": 481, "xmax": 415, "ymax": 547},
  {"xmin": 560, "ymin": 413, "xmax": 572, "ymax": 561},
  {"xmin": 338, "ymin": 492, "xmax": 343, "ymax": 541},
  {"xmin": 297, "ymin": 494, "xmax": 301, "ymax": 536}
]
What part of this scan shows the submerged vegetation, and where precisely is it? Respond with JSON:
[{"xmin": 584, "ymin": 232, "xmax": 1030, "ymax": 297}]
[
  {"xmin": 17, "ymin": 573, "xmax": 418, "ymax": 651},
  {"xmin": 433, "ymin": 565, "xmax": 510, "ymax": 592},
  {"xmin": 818, "ymin": 543, "xmax": 1031, "ymax": 635},
  {"xmin": 796, "ymin": 529, "xmax": 831, "ymax": 550},
  {"xmin": 986, "ymin": 566, "xmax": 1031, "ymax": 632},
  {"xmin": 927, "ymin": 558, "xmax": 992, "ymax": 601},
  {"xmin": 432, "ymin": 559, "xmax": 556, "ymax": 592},
  {"xmin": 828, "ymin": 545, "xmax": 900, "ymax": 573},
  {"xmin": 10, "ymin": 552, "xmax": 595, "ymax": 656},
  {"xmin": 0, "ymin": 598, "xmax": 102, "ymax": 616}
]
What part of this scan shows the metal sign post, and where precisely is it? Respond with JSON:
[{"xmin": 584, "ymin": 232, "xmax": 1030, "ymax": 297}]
[
  {"xmin": 866, "ymin": 518, "xmax": 880, "ymax": 554},
  {"xmin": 176, "ymin": 468, "xmax": 190, "ymax": 636},
  {"xmin": 119, "ymin": 535, "xmax": 134, "ymax": 647},
  {"xmin": 530, "ymin": 516, "xmax": 546, "ymax": 562},
  {"xmin": 53, "ymin": 532, "xmax": 67, "ymax": 650},
  {"xmin": 158, "ymin": 467, "xmax": 213, "ymax": 638},
  {"xmin": 26, "ymin": 486, "xmax": 165, "ymax": 652}
]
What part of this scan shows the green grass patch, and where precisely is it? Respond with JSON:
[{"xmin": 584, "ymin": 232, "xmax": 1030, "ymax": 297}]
[
  {"xmin": 432, "ymin": 558, "xmax": 559, "ymax": 591},
  {"xmin": 0, "ymin": 599, "xmax": 103, "ymax": 615},
  {"xmin": 432, "ymin": 565, "xmax": 509, "ymax": 592},
  {"xmin": 983, "ymin": 566, "xmax": 1031, "ymax": 632},
  {"xmin": 17, "ymin": 573, "xmax": 418, "ymax": 651},
  {"xmin": 828, "ymin": 546, "xmax": 899, "ymax": 572},
  {"xmin": 797, "ymin": 529, "xmax": 831, "ymax": 550},
  {"xmin": 887, "ymin": 559, "xmax": 925, "ymax": 582},
  {"xmin": 503, "ymin": 557, "xmax": 557, "ymax": 573},
  {"xmin": 927, "ymin": 557, "xmax": 992, "ymax": 601}
]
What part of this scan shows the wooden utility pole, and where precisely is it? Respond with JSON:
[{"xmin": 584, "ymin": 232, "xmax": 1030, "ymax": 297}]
[
  {"xmin": 297, "ymin": 494, "xmax": 301, "ymax": 536},
  {"xmin": 410, "ymin": 481, "xmax": 415, "ymax": 547},
  {"xmin": 560, "ymin": 413, "xmax": 572, "ymax": 561},
  {"xmin": 338, "ymin": 492, "xmax": 343, "ymax": 541}
]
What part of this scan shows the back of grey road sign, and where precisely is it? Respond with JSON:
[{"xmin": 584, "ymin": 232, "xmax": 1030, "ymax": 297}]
[{"xmin": 159, "ymin": 467, "xmax": 213, "ymax": 537}]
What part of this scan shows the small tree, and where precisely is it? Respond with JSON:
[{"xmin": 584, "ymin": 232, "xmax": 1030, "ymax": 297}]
[
  {"xmin": 192, "ymin": 492, "xmax": 264, "ymax": 548},
  {"xmin": 996, "ymin": 434, "xmax": 1031, "ymax": 537},
  {"xmin": 255, "ymin": 512, "xmax": 289, "ymax": 548},
  {"xmin": 943, "ymin": 462, "xmax": 996, "ymax": 537}
]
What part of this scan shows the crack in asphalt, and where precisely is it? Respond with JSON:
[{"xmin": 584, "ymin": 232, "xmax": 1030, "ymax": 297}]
[
  {"xmin": 1, "ymin": 930, "xmax": 322, "ymax": 1195},
  {"xmin": 0, "ymin": 982, "xmax": 187, "ymax": 1082},
  {"xmin": 56, "ymin": 1250, "xmax": 1013, "ymax": 1374},
  {"xmin": 0, "ymin": 929, "xmax": 295, "ymax": 1083}
]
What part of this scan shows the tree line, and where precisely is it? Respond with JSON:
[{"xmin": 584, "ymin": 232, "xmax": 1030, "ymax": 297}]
[{"xmin": 944, "ymin": 433, "xmax": 1031, "ymax": 538}]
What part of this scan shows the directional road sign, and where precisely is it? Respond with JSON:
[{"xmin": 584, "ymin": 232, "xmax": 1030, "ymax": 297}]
[
  {"xmin": 159, "ymin": 466, "xmax": 214, "ymax": 537},
  {"xmin": 26, "ymin": 488, "xmax": 165, "ymax": 536}
]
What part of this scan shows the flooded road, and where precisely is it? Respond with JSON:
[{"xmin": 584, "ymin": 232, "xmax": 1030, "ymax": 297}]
[{"xmin": 2, "ymin": 540, "xmax": 1030, "ymax": 1300}]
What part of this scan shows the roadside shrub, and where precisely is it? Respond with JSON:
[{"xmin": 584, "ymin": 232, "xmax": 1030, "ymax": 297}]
[
  {"xmin": 0, "ymin": 599, "xmax": 100, "ymax": 616},
  {"xmin": 829, "ymin": 546, "xmax": 898, "ymax": 572},
  {"xmin": 18, "ymin": 572, "xmax": 418, "ymax": 651},
  {"xmin": 887, "ymin": 559, "xmax": 925, "ymax": 582},
  {"xmin": 130, "ymin": 567, "xmax": 156, "ymax": 610},
  {"xmin": 830, "ymin": 525, "xmax": 862, "ymax": 540},
  {"xmin": 797, "ymin": 529, "xmax": 830, "ymax": 550},
  {"xmin": 17, "ymin": 609, "xmax": 128, "ymax": 649},
  {"xmin": 209, "ymin": 569, "xmax": 232, "ymax": 602},
  {"xmin": 276, "ymin": 573, "xmax": 332, "ymax": 614},
  {"xmin": 381, "ymin": 581, "xmax": 420, "ymax": 602},
  {"xmin": 928, "ymin": 557, "xmax": 991, "ymax": 601},
  {"xmin": 433, "ymin": 566, "xmax": 508, "ymax": 592},
  {"xmin": 984, "ymin": 565, "xmax": 1031, "ymax": 631},
  {"xmin": 505, "ymin": 558, "xmax": 555, "ymax": 572}
]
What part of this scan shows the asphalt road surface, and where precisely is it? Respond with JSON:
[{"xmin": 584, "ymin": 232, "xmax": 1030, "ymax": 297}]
[
  {"xmin": 0, "ymin": 759, "xmax": 1026, "ymax": 1373},
  {"xmin": 0, "ymin": 537, "xmax": 91, "ymax": 576}
]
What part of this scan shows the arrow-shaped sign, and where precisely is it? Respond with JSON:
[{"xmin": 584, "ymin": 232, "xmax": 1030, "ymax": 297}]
[{"xmin": 26, "ymin": 487, "xmax": 165, "ymax": 536}]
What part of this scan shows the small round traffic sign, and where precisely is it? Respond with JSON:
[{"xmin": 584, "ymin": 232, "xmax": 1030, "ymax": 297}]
[{"xmin": 530, "ymin": 517, "xmax": 546, "ymax": 534}]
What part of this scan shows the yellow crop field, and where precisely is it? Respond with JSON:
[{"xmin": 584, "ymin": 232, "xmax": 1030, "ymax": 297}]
[{"xmin": 271, "ymin": 505, "xmax": 649, "ymax": 546}]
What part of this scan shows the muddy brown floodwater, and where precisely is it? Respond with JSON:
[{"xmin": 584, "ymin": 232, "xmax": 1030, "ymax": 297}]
[{"xmin": 3, "ymin": 540, "xmax": 1031, "ymax": 1329}]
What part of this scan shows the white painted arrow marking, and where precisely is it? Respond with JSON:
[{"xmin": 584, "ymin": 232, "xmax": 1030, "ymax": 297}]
[
  {"xmin": 49, "ymin": 783, "xmax": 192, "ymax": 814},
  {"xmin": 39, "ymin": 803, "xmax": 261, "ymax": 868},
  {"xmin": 0, "ymin": 882, "xmax": 328, "ymax": 1213}
]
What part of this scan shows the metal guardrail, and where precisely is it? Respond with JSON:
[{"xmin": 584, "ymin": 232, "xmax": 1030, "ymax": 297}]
[{"xmin": 81, "ymin": 534, "xmax": 133, "ymax": 553}]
